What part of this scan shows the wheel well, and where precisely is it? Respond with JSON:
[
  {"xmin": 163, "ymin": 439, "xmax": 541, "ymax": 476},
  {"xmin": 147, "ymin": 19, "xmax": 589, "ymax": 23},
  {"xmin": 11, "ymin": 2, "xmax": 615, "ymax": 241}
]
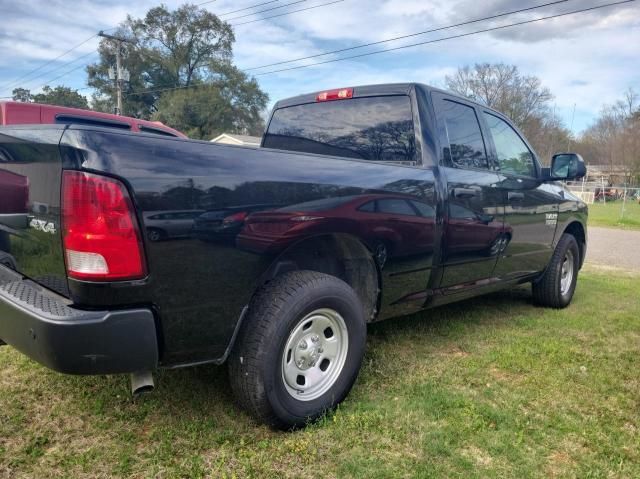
[
  {"xmin": 563, "ymin": 221, "xmax": 586, "ymax": 267},
  {"xmin": 259, "ymin": 234, "xmax": 380, "ymax": 321}
]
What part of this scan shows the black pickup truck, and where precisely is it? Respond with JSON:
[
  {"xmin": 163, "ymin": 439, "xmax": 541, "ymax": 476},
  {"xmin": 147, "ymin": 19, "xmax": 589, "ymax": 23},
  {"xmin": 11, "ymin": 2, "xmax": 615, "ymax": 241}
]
[{"xmin": 0, "ymin": 83, "xmax": 587, "ymax": 429}]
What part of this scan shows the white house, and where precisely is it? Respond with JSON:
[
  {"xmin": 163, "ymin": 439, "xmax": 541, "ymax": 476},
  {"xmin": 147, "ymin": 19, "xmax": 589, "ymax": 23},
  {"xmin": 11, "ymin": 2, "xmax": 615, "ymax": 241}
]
[{"xmin": 210, "ymin": 133, "xmax": 261, "ymax": 147}]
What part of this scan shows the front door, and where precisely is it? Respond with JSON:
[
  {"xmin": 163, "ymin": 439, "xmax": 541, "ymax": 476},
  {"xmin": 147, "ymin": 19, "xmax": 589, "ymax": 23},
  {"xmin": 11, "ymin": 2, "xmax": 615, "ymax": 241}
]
[{"xmin": 479, "ymin": 110, "xmax": 559, "ymax": 279}]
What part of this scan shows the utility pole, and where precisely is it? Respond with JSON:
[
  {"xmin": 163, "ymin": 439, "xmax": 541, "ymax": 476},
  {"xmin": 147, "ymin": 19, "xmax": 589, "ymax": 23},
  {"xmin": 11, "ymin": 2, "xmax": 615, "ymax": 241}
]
[{"xmin": 98, "ymin": 31, "xmax": 133, "ymax": 115}]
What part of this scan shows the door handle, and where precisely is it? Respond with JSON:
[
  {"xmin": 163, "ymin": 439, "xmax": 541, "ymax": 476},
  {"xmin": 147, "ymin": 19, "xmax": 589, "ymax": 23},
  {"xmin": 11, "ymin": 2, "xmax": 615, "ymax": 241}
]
[
  {"xmin": 508, "ymin": 192, "xmax": 525, "ymax": 201},
  {"xmin": 453, "ymin": 187, "xmax": 478, "ymax": 199}
]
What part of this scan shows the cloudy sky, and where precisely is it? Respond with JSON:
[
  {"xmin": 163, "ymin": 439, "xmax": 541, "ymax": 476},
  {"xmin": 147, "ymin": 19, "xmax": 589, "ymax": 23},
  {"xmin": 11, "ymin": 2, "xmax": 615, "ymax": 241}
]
[{"xmin": 0, "ymin": 0, "xmax": 638, "ymax": 133}]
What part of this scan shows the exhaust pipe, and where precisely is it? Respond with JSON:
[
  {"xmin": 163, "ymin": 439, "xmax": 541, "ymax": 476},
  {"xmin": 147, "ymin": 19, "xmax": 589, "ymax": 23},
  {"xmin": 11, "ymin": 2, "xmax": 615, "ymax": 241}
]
[{"xmin": 130, "ymin": 371, "xmax": 154, "ymax": 396}]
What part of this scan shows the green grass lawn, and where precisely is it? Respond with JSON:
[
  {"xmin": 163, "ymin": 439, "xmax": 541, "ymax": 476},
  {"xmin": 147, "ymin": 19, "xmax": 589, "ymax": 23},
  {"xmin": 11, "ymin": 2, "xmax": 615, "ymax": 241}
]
[
  {"xmin": 1, "ymin": 271, "xmax": 639, "ymax": 478},
  {"xmin": 588, "ymin": 200, "xmax": 640, "ymax": 229}
]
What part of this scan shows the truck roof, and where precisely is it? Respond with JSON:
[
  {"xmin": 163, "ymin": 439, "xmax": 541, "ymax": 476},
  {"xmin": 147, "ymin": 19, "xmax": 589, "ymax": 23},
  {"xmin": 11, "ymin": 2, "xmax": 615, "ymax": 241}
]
[
  {"xmin": 0, "ymin": 101, "xmax": 187, "ymax": 138},
  {"xmin": 272, "ymin": 82, "xmax": 489, "ymax": 111}
]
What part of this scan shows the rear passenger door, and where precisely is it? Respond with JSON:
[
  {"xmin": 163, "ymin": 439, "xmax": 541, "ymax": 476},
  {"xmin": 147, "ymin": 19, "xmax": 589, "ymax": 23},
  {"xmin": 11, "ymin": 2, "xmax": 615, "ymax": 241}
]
[
  {"xmin": 480, "ymin": 111, "xmax": 560, "ymax": 279},
  {"xmin": 432, "ymin": 93, "xmax": 504, "ymax": 289}
]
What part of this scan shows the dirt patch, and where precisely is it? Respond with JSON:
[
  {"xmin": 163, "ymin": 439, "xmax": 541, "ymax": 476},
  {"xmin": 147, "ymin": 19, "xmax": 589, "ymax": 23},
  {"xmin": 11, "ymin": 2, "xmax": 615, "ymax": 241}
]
[
  {"xmin": 434, "ymin": 346, "xmax": 470, "ymax": 358},
  {"xmin": 545, "ymin": 451, "xmax": 576, "ymax": 477},
  {"xmin": 460, "ymin": 445, "xmax": 493, "ymax": 467}
]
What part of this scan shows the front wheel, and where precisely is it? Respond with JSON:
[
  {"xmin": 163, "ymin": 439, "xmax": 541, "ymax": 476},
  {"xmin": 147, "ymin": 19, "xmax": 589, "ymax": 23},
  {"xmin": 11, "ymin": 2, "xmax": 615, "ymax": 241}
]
[
  {"xmin": 532, "ymin": 233, "xmax": 580, "ymax": 308},
  {"xmin": 228, "ymin": 271, "xmax": 366, "ymax": 429}
]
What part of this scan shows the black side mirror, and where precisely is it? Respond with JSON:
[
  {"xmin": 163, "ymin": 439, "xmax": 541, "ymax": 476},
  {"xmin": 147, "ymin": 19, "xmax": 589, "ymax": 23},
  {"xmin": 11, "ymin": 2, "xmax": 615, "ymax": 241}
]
[{"xmin": 548, "ymin": 153, "xmax": 587, "ymax": 181}]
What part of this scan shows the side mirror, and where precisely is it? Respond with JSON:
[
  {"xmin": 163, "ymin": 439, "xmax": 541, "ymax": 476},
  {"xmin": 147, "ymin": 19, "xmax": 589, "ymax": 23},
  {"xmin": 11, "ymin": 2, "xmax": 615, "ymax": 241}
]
[{"xmin": 548, "ymin": 153, "xmax": 587, "ymax": 181}]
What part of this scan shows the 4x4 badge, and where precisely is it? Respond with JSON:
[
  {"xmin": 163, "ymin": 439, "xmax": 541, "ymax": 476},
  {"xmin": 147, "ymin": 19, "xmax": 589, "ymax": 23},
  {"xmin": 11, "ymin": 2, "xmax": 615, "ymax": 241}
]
[{"xmin": 29, "ymin": 218, "xmax": 57, "ymax": 234}]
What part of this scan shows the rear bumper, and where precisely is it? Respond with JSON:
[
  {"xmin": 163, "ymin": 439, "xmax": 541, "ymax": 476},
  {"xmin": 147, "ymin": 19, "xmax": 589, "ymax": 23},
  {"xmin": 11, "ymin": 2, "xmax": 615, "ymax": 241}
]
[{"xmin": 0, "ymin": 266, "xmax": 158, "ymax": 375}]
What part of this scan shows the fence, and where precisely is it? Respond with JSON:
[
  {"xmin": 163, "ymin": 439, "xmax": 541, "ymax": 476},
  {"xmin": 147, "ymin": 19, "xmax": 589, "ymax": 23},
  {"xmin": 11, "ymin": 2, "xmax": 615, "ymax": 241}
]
[{"xmin": 565, "ymin": 181, "xmax": 640, "ymax": 226}]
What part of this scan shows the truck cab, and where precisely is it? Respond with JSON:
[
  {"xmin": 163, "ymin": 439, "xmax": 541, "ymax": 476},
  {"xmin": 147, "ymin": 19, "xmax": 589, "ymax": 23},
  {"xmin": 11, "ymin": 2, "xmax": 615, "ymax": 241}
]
[{"xmin": 262, "ymin": 84, "xmax": 587, "ymax": 308}]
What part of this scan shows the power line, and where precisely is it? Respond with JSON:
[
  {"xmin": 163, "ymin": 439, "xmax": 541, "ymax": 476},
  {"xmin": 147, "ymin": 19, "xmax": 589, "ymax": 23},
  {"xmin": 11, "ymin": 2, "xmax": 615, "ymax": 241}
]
[
  {"xmin": 231, "ymin": 0, "xmax": 343, "ymax": 26},
  {"xmin": 244, "ymin": 0, "xmax": 570, "ymax": 71},
  {"xmin": 0, "ymin": 0, "xmax": 319, "ymax": 96},
  {"xmin": 254, "ymin": 0, "xmax": 636, "ymax": 76},
  {"xmin": 225, "ymin": 0, "xmax": 307, "ymax": 22},
  {"xmin": 0, "ymin": 0, "xmax": 333, "ymax": 96},
  {"xmin": 126, "ymin": 0, "xmax": 634, "ymax": 97},
  {"xmin": 12, "ymin": 51, "xmax": 97, "ymax": 92},
  {"xmin": 36, "ymin": 57, "xmax": 95, "ymax": 88},
  {"xmin": 0, "ymin": 34, "xmax": 97, "ymax": 93},
  {"xmin": 217, "ymin": 1, "xmax": 282, "ymax": 17}
]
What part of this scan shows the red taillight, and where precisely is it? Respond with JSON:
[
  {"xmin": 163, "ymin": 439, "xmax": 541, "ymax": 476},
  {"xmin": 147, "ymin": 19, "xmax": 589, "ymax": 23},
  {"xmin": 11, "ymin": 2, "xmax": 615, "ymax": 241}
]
[
  {"xmin": 61, "ymin": 170, "xmax": 146, "ymax": 281},
  {"xmin": 316, "ymin": 88, "xmax": 353, "ymax": 102},
  {"xmin": 223, "ymin": 211, "xmax": 248, "ymax": 224}
]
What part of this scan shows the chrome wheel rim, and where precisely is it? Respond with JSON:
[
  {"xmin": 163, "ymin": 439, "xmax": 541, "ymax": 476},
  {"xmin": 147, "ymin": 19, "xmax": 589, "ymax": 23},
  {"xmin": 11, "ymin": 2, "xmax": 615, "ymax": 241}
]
[
  {"xmin": 281, "ymin": 308, "xmax": 349, "ymax": 401},
  {"xmin": 489, "ymin": 237, "xmax": 501, "ymax": 256},
  {"xmin": 560, "ymin": 250, "xmax": 574, "ymax": 295}
]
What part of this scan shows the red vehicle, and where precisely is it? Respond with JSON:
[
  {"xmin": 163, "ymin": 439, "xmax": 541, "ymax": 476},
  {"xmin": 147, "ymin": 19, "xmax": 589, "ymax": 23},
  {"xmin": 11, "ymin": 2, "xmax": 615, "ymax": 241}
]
[
  {"xmin": 0, "ymin": 101, "xmax": 186, "ymax": 138},
  {"xmin": 0, "ymin": 169, "xmax": 28, "ymax": 215},
  {"xmin": 448, "ymin": 203, "xmax": 512, "ymax": 257},
  {"xmin": 237, "ymin": 194, "xmax": 436, "ymax": 267}
]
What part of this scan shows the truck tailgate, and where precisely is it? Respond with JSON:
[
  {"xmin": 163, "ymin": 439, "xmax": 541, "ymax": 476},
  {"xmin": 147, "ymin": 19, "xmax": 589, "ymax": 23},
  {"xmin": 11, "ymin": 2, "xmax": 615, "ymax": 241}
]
[{"xmin": 0, "ymin": 127, "xmax": 68, "ymax": 296}]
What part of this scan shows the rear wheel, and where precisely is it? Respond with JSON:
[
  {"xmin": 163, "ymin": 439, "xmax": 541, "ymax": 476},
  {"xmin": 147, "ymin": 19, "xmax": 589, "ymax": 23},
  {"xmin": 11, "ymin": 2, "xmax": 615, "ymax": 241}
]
[
  {"xmin": 532, "ymin": 233, "xmax": 580, "ymax": 308},
  {"xmin": 228, "ymin": 271, "xmax": 366, "ymax": 429}
]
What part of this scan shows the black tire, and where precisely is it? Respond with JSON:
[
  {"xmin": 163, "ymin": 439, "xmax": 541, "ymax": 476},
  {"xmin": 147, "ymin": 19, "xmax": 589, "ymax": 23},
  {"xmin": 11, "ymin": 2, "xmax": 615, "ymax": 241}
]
[
  {"xmin": 228, "ymin": 270, "xmax": 367, "ymax": 429},
  {"xmin": 532, "ymin": 233, "xmax": 580, "ymax": 308}
]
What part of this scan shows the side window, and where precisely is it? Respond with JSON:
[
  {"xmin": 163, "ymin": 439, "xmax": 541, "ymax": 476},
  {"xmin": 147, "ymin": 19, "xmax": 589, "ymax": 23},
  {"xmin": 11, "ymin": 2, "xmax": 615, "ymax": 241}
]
[
  {"xmin": 358, "ymin": 201, "xmax": 375, "ymax": 213},
  {"xmin": 450, "ymin": 203, "xmax": 476, "ymax": 220},
  {"xmin": 438, "ymin": 100, "xmax": 488, "ymax": 170},
  {"xmin": 410, "ymin": 200, "xmax": 435, "ymax": 218},
  {"xmin": 483, "ymin": 113, "xmax": 536, "ymax": 177},
  {"xmin": 376, "ymin": 199, "xmax": 416, "ymax": 216}
]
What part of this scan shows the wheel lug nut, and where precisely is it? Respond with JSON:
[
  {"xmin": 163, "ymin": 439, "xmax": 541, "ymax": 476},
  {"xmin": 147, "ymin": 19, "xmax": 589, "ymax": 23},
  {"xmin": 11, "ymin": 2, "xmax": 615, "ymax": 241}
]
[
  {"xmin": 317, "ymin": 347, "xmax": 323, "ymax": 353},
  {"xmin": 311, "ymin": 335, "xmax": 319, "ymax": 343},
  {"xmin": 297, "ymin": 359, "xmax": 305, "ymax": 367},
  {"xmin": 298, "ymin": 340, "xmax": 308, "ymax": 350}
]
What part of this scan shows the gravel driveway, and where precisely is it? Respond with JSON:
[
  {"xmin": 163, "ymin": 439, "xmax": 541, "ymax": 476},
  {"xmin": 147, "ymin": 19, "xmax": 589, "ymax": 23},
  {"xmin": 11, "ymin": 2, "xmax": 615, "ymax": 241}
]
[{"xmin": 585, "ymin": 226, "xmax": 640, "ymax": 271}]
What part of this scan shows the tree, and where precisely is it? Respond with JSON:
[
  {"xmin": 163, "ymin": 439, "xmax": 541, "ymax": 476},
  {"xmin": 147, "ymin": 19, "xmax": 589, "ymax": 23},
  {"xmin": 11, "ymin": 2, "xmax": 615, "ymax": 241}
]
[
  {"xmin": 152, "ymin": 64, "xmax": 268, "ymax": 139},
  {"xmin": 11, "ymin": 88, "xmax": 32, "ymax": 102},
  {"xmin": 12, "ymin": 85, "xmax": 88, "ymax": 108},
  {"xmin": 575, "ymin": 88, "xmax": 640, "ymax": 184},
  {"xmin": 445, "ymin": 63, "xmax": 565, "ymax": 160},
  {"xmin": 86, "ymin": 3, "xmax": 258, "ymax": 122}
]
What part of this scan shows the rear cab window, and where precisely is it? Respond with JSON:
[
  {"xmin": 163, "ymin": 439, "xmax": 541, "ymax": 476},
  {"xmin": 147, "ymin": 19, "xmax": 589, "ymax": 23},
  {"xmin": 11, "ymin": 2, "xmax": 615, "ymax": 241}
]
[{"xmin": 263, "ymin": 95, "xmax": 417, "ymax": 165}]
